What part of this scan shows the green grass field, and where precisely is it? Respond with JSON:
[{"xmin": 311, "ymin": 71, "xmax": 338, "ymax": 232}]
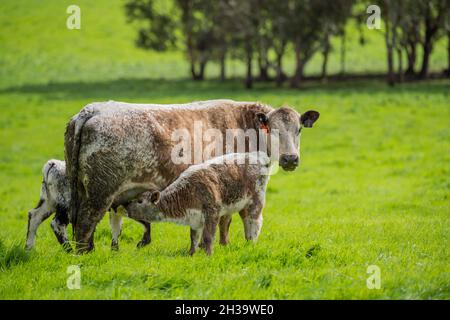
[{"xmin": 0, "ymin": 0, "xmax": 449, "ymax": 299}]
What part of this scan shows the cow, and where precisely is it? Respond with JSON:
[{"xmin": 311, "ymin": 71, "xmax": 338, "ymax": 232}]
[
  {"xmin": 64, "ymin": 99, "xmax": 319, "ymax": 253},
  {"xmin": 124, "ymin": 152, "xmax": 271, "ymax": 256},
  {"xmin": 25, "ymin": 160, "xmax": 150, "ymax": 251}
]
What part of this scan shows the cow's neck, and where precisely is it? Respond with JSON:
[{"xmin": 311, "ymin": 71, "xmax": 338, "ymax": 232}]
[{"xmin": 237, "ymin": 103, "xmax": 273, "ymax": 130}]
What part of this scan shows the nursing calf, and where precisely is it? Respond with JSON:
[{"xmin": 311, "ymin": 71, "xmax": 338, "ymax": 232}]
[
  {"xmin": 26, "ymin": 160, "xmax": 71, "ymax": 251},
  {"xmin": 124, "ymin": 152, "xmax": 271, "ymax": 256}
]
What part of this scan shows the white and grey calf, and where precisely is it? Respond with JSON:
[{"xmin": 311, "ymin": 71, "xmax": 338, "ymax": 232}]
[
  {"xmin": 26, "ymin": 160, "xmax": 71, "ymax": 251},
  {"xmin": 25, "ymin": 160, "xmax": 149, "ymax": 251}
]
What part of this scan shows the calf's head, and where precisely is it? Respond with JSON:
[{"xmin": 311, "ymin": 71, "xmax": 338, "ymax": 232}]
[
  {"xmin": 124, "ymin": 191, "xmax": 161, "ymax": 220},
  {"xmin": 256, "ymin": 107, "xmax": 320, "ymax": 171}
]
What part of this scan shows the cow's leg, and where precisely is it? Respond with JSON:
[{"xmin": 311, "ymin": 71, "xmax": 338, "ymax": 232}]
[
  {"xmin": 202, "ymin": 214, "xmax": 220, "ymax": 256},
  {"xmin": 26, "ymin": 199, "xmax": 53, "ymax": 250},
  {"xmin": 219, "ymin": 215, "xmax": 232, "ymax": 246},
  {"xmin": 136, "ymin": 220, "xmax": 151, "ymax": 248},
  {"xmin": 239, "ymin": 204, "xmax": 263, "ymax": 241},
  {"xmin": 74, "ymin": 200, "xmax": 108, "ymax": 254},
  {"xmin": 51, "ymin": 209, "xmax": 72, "ymax": 252},
  {"xmin": 109, "ymin": 210, "xmax": 123, "ymax": 250},
  {"xmin": 189, "ymin": 227, "xmax": 203, "ymax": 256}
]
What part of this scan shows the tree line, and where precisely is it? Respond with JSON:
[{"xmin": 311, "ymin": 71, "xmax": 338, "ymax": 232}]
[{"xmin": 125, "ymin": 0, "xmax": 450, "ymax": 88}]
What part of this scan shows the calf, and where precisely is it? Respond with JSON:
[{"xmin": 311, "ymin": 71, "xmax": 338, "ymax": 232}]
[
  {"xmin": 124, "ymin": 152, "xmax": 272, "ymax": 256},
  {"xmin": 25, "ymin": 160, "xmax": 150, "ymax": 251},
  {"xmin": 26, "ymin": 160, "xmax": 71, "ymax": 251}
]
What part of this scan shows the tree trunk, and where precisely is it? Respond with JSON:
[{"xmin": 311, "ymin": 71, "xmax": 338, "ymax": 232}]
[
  {"xmin": 447, "ymin": 30, "xmax": 450, "ymax": 77},
  {"xmin": 385, "ymin": 2, "xmax": 396, "ymax": 86},
  {"xmin": 419, "ymin": 6, "xmax": 437, "ymax": 80},
  {"xmin": 245, "ymin": 45, "xmax": 253, "ymax": 89},
  {"xmin": 275, "ymin": 51, "xmax": 284, "ymax": 87},
  {"xmin": 387, "ymin": 45, "xmax": 395, "ymax": 86},
  {"xmin": 190, "ymin": 62, "xmax": 200, "ymax": 80},
  {"xmin": 290, "ymin": 41, "xmax": 304, "ymax": 88},
  {"xmin": 405, "ymin": 41, "xmax": 416, "ymax": 76},
  {"xmin": 198, "ymin": 60, "xmax": 206, "ymax": 80},
  {"xmin": 419, "ymin": 37, "xmax": 432, "ymax": 79},
  {"xmin": 190, "ymin": 59, "xmax": 206, "ymax": 81},
  {"xmin": 340, "ymin": 31, "xmax": 346, "ymax": 75},
  {"xmin": 385, "ymin": 12, "xmax": 395, "ymax": 86},
  {"xmin": 321, "ymin": 35, "xmax": 330, "ymax": 82},
  {"xmin": 220, "ymin": 51, "xmax": 226, "ymax": 81},
  {"xmin": 397, "ymin": 47, "xmax": 404, "ymax": 83},
  {"xmin": 257, "ymin": 52, "xmax": 269, "ymax": 81}
]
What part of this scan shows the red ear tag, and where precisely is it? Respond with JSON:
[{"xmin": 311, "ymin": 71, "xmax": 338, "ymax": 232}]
[{"xmin": 260, "ymin": 124, "xmax": 270, "ymax": 134}]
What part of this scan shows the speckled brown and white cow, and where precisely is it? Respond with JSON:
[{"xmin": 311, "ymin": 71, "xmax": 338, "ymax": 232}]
[
  {"xmin": 65, "ymin": 99, "xmax": 319, "ymax": 253},
  {"xmin": 124, "ymin": 152, "xmax": 271, "ymax": 256},
  {"xmin": 25, "ymin": 160, "xmax": 151, "ymax": 251}
]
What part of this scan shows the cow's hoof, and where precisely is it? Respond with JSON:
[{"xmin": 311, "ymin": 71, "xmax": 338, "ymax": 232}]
[
  {"xmin": 76, "ymin": 244, "xmax": 94, "ymax": 255},
  {"xmin": 111, "ymin": 244, "xmax": 119, "ymax": 251},
  {"xmin": 136, "ymin": 239, "xmax": 150, "ymax": 248},
  {"xmin": 62, "ymin": 242, "xmax": 73, "ymax": 253},
  {"xmin": 219, "ymin": 238, "xmax": 230, "ymax": 246}
]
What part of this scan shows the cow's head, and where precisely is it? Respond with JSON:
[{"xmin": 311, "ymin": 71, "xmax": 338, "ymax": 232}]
[{"xmin": 256, "ymin": 107, "xmax": 320, "ymax": 171}]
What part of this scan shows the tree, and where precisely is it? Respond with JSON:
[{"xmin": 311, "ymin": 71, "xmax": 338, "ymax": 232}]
[
  {"xmin": 286, "ymin": 0, "xmax": 353, "ymax": 87},
  {"xmin": 446, "ymin": 20, "xmax": 450, "ymax": 76},
  {"xmin": 125, "ymin": 0, "xmax": 178, "ymax": 52},
  {"xmin": 418, "ymin": 0, "xmax": 448, "ymax": 79},
  {"xmin": 397, "ymin": 1, "xmax": 422, "ymax": 77},
  {"xmin": 317, "ymin": 0, "xmax": 354, "ymax": 81},
  {"xmin": 287, "ymin": 0, "xmax": 323, "ymax": 87},
  {"xmin": 126, "ymin": 0, "xmax": 222, "ymax": 81},
  {"xmin": 382, "ymin": 0, "xmax": 403, "ymax": 86}
]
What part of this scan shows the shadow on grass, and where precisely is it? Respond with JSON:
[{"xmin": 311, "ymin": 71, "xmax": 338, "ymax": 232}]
[
  {"xmin": 1, "ymin": 77, "xmax": 449, "ymax": 102},
  {"xmin": 0, "ymin": 238, "xmax": 31, "ymax": 270}
]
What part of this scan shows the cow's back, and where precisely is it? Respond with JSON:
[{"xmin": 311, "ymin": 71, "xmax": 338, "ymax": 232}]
[{"xmin": 67, "ymin": 99, "xmax": 272, "ymax": 206}]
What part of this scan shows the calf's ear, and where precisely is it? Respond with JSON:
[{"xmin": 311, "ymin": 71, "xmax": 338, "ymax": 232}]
[
  {"xmin": 150, "ymin": 191, "xmax": 161, "ymax": 204},
  {"xmin": 300, "ymin": 110, "xmax": 320, "ymax": 128},
  {"xmin": 256, "ymin": 113, "xmax": 269, "ymax": 127}
]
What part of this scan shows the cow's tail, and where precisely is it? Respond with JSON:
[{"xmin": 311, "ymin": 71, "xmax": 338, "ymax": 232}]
[{"xmin": 65, "ymin": 107, "xmax": 94, "ymax": 235}]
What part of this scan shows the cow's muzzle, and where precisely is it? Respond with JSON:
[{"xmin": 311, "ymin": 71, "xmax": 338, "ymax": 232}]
[{"xmin": 279, "ymin": 154, "xmax": 299, "ymax": 171}]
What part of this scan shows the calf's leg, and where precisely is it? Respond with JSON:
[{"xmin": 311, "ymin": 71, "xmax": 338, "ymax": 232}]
[
  {"xmin": 189, "ymin": 227, "xmax": 203, "ymax": 256},
  {"xmin": 26, "ymin": 199, "xmax": 53, "ymax": 250},
  {"xmin": 51, "ymin": 208, "xmax": 72, "ymax": 252},
  {"xmin": 136, "ymin": 220, "xmax": 151, "ymax": 248},
  {"xmin": 124, "ymin": 207, "xmax": 152, "ymax": 248},
  {"xmin": 219, "ymin": 215, "xmax": 232, "ymax": 246},
  {"xmin": 109, "ymin": 210, "xmax": 123, "ymax": 250},
  {"xmin": 202, "ymin": 215, "xmax": 220, "ymax": 256}
]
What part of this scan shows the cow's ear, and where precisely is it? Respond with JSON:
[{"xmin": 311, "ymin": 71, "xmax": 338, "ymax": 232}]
[
  {"xmin": 300, "ymin": 110, "xmax": 320, "ymax": 128},
  {"xmin": 256, "ymin": 113, "xmax": 269, "ymax": 126},
  {"xmin": 150, "ymin": 191, "xmax": 161, "ymax": 204}
]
